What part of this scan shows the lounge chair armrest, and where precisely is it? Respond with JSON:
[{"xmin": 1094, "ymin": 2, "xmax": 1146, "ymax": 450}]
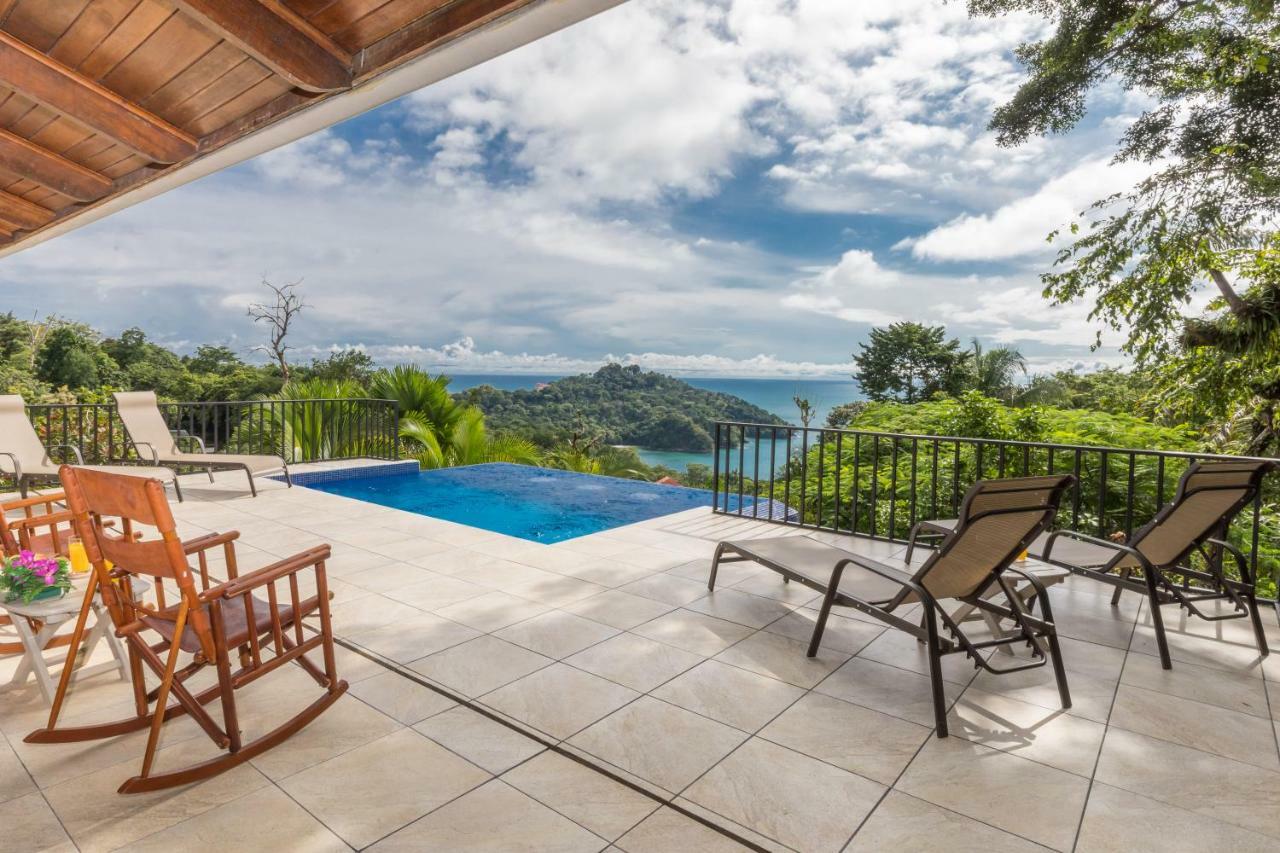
[
  {"xmin": 206, "ymin": 545, "xmax": 332, "ymax": 600},
  {"xmin": 44, "ymin": 444, "xmax": 84, "ymax": 465},
  {"xmin": 1204, "ymin": 537, "xmax": 1255, "ymax": 583},
  {"xmin": 131, "ymin": 441, "xmax": 160, "ymax": 464},
  {"xmin": 831, "ymin": 554, "xmax": 938, "ymax": 609},
  {"xmin": 1000, "ymin": 565, "xmax": 1050, "ymax": 598},
  {"xmin": 1041, "ymin": 529, "xmax": 1153, "ymax": 571},
  {"xmin": 0, "ymin": 451, "xmax": 22, "ymax": 480},
  {"xmin": 173, "ymin": 433, "xmax": 207, "ymax": 453}
]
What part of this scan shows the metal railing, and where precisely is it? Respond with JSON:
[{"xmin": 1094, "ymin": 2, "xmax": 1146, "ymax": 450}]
[
  {"xmin": 711, "ymin": 421, "xmax": 1280, "ymax": 594},
  {"xmin": 14, "ymin": 398, "xmax": 400, "ymax": 475}
]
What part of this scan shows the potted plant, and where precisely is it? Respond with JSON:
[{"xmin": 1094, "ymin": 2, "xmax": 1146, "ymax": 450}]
[{"xmin": 2, "ymin": 550, "xmax": 72, "ymax": 604}]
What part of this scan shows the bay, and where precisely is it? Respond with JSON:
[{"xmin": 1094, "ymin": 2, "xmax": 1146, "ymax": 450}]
[{"xmin": 449, "ymin": 372, "xmax": 862, "ymax": 473}]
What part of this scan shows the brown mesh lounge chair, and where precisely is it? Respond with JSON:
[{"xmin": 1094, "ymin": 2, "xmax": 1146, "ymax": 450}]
[
  {"xmin": 113, "ymin": 391, "xmax": 289, "ymax": 496},
  {"xmin": 1039, "ymin": 460, "xmax": 1276, "ymax": 670},
  {"xmin": 26, "ymin": 466, "xmax": 345, "ymax": 793},
  {"xmin": 711, "ymin": 474, "xmax": 1077, "ymax": 736},
  {"xmin": 0, "ymin": 394, "xmax": 181, "ymax": 499}
]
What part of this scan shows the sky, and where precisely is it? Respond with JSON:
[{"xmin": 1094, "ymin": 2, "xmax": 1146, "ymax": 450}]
[{"xmin": 0, "ymin": 0, "xmax": 1165, "ymax": 378}]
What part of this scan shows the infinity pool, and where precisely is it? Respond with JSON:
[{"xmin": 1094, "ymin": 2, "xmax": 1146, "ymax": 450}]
[{"xmin": 306, "ymin": 463, "xmax": 750, "ymax": 543}]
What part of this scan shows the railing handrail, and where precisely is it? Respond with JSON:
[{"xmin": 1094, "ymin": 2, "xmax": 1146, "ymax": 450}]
[
  {"xmin": 712, "ymin": 420, "xmax": 1278, "ymax": 464},
  {"xmin": 13, "ymin": 397, "xmax": 402, "ymax": 468}
]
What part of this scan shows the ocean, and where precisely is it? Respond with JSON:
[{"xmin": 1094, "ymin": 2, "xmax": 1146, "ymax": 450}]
[{"xmin": 449, "ymin": 373, "xmax": 863, "ymax": 471}]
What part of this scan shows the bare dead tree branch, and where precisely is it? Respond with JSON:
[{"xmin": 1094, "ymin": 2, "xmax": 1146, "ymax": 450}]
[{"xmin": 247, "ymin": 277, "xmax": 306, "ymax": 382}]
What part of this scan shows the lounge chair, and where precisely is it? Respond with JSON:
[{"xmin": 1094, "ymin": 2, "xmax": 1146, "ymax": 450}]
[
  {"xmin": 0, "ymin": 394, "xmax": 181, "ymax": 499},
  {"xmin": 711, "ymin": 474, "xmax": 1076, "ymax": 736},
  {"xmin": 26, "ymin": 466, "xmax": 345, "ymax": 793},
  {"xmin": 1040, "ymin": 460, "xmax": 1276, "ymax": 670},
  {"xmin": 113, "ymin": 391, "xmax": 290, "ymax": 496}
]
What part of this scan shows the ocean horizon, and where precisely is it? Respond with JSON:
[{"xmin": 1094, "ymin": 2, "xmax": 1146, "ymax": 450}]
[{"xmin": 449, "ymin": 372, "xmax": 863, "ymax": 471}]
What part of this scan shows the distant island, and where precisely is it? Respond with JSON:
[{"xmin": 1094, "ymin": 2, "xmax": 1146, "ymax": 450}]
[{"xmin": 457, "ymin": 364, "xmax": 787, "ymax": 452}]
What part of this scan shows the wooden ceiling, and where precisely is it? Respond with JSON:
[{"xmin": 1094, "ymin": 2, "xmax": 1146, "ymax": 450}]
[{"xmin": 0, "ymin": 0, "xmax": 542, "ymax": 249}]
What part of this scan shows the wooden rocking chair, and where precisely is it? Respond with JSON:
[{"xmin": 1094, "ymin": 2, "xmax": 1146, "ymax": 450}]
[{"xmin": 25, "ymin": 466, "xmax": 347, "ymax": 793}]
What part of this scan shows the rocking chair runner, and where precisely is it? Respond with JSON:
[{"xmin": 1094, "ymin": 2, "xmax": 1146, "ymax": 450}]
[{"xmin": 25, "ymin": 466, "xmax": 347, "ymax": 794}]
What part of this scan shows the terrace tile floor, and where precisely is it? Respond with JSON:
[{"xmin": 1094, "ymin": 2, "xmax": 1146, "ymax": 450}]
[{"xmin": 4, "ymin": 461, "xmax": 1280, "ymax": 851}]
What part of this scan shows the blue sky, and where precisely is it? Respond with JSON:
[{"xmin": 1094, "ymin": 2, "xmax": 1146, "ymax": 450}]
[{"xmin": 1, "ymin": 0, "xmax": 1166, "ymax": 377}]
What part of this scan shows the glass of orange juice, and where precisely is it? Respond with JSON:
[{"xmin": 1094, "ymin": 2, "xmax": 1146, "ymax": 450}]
[{"xmin": 67, "ymin": 536, "xmax": 91, "ymax": 574}]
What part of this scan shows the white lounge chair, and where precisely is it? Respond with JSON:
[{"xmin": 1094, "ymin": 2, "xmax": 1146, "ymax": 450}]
[
  {"xmin": 113, "ymin": 391, "xmax": 290, "ymax": 497},
  {"xmin": 0, "ymin": 394, "xmax": 182, "ymax": 499}
]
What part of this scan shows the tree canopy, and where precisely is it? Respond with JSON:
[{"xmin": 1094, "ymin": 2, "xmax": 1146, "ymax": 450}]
[
  {"xmin": 972, "ymin": 0, "xmax": 1280, "ymax": 449},
  {"xmin": 853, "ymin": 322, "xmax": 965, "ymax": 403}
]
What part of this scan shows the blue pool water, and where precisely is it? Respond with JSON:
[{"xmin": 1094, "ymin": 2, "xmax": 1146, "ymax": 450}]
[{"xmin": 305, "ymin": 463, "xmax": 753, "ymax": 543}]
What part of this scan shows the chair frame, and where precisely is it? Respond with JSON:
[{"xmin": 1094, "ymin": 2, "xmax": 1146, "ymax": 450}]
[
  {"xmin": 712, "ymin": 475, "xmax": 1076, "ymax": 736},
  {"xmin": 114, "ymin": 391, "xmax": 289, "ymax": 497},
  {"xmin": 25, "ymin": 466, "xmax": 345, "ymax": 793},
  {"xmin": 1, "ymin": 492, "xmax": 79, "ymax": 656},
  {"xmin": 1041, "ymin": 460, "xmax": 1276, "ymax": 670}
]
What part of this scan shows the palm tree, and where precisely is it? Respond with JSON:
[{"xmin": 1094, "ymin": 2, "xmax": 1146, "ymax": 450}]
[
  {"xmin": 965, "ymin": 339, "xmax": 1026, "ymax": 401},
  {"xmin": 370, "ymin": 365, "xmax": 539, "ymax": 469},
  {"xmin": 233, "ymin": 378, "xmax": 371, "ymax": 460}
]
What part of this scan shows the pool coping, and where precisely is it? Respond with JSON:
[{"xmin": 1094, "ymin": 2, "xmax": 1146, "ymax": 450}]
[{"xmin": 272, "ymin": 459, "xmax": 419, "ymax": 485}]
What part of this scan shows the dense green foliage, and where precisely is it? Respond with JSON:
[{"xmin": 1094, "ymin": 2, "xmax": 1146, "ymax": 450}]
[
  {"xmin": 459, "ymin": 364, "xmax": 784, "ymax": 452},
  {"xmin": 369, "ymin": 366, "xmax": 540, "ymax": 469},
  {"xmin": 972, "ymin": 0, "xmax": 1280, "ymax": 452}
]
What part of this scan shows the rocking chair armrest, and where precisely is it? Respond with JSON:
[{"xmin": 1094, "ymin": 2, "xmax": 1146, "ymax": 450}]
[
  {"xmin": 208, "ymin": 545, "xmax": 332, "ymax": 600},
  {"xmin": 2, "ymin": 491, "xmax": 66, "ymax": 511},
  {"xmin": 182, "ymin": 530, "xmax": 240, "ymax": 555},
  {"xmin": 9, "ymin": 508, "xmax": 74, "ymax": 529},
  {"xmin": 1041, "ymin": 529, "xmax": 1153, "ymax": 571}
]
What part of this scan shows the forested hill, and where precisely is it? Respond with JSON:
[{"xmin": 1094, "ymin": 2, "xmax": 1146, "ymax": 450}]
[{"xmin": 457, "ymin": 364, "xmax": 787, "ymax": 452}]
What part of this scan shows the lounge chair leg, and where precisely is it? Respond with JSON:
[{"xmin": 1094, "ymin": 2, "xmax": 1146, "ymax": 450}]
[
  {"xmin": 807, "ymin": 584, "xmax": 839, "ymax": 658},
  {"xmin": 1047, "ymin": 630, "xmax": 1072, "ymax": 709},
  {"xmin": 283, "ymin": 466, "xmax": 293, "ymax": 488},
  {"xmin": 172, "ymin": 478, "xmax": 184, "ymax": 503},
  {"xmin": 923, "ymin": 604, "xmax": 948, "ymax": 737},
  {"xmin": 1144, "ymin": 571, "xmax": 1172, "ymax": 669},
  {"xmin": 905, "ymin": 531, "xmax": 916, "ymax": 565},
  {"xmin": 1247, "ymin": 590, "xmax": 1270, "ymax": 657},
  {"xmin": 1110, "ymin": 568, "xmax": 1129, "ymax": 606},
  {"xmin": 18, "ymin": 478, "xmax": 27, "ymax": 498},
  {"xmin": 206, "ymin": 467, "xmax": 215, "ymax": 483},
  {"xmin": 708, "ymin": 543, "xmax": 724, "ymax": 591},
  {"xmin": 246, "ymin": 468, "xmax": 257, "ymax": 497}
]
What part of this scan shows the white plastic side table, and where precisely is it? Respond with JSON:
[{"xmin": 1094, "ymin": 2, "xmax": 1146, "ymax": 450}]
[{"xmin": 0, "ymin": 575, "xmax": 140, "ymax": 704}]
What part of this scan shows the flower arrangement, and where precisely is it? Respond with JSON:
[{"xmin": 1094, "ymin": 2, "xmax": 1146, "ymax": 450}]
[{"xmin": 2, "ymin": 550, "xmax": 72, "ymax": 604}]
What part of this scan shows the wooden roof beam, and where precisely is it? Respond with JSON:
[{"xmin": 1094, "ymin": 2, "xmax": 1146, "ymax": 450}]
[
  {"xmin": 173, "ymin": 0, "xmax": 353, "ymax": 93},
  {"xmin": 0, "ymin": 190, "xmax": 53, "ymax": 230},
  {"xmin": 0, "ymin": 32, "xmax": 196, "ymax": 164},
  {"xmin": 0, "ymin": 128, "xmax": 112, "ymax": 201}
]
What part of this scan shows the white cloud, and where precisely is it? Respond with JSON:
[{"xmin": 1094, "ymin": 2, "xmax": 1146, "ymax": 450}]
[
  {"xmin": 2, "ymin": 0, "xmax": 1144, "ymax": 381},
  {"xmin": 906, "ymin": 157, "xmax": 1155, "ymax": 261},
  {"xmin": 340, "ymin": 336, "xmax": 857, "ymax": 377}
]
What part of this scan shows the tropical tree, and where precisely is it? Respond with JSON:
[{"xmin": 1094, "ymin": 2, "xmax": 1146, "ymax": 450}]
[
  {"xmin": 369, "ymin": 365, "xmax": 538, "ymax": 469},
  {"xmin": 971, "ymin": 0, "xmax": 1280, "ymax": 448},
  {"xmin": 965, "ymin": 339, "xmax": 1026, "ymax": 401},
  {"xmin": 853, "ymin": 322, "xmax": 966, "ymax": 402}
]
